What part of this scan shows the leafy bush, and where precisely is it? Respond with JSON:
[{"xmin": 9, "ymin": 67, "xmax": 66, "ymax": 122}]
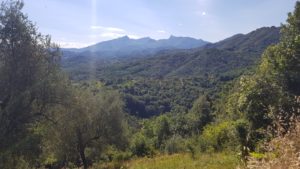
[
  {"xmin": 164, "ymin": 135, "xmax": 186, "ymax": 154},
  {"xmin": 200, "ymin": 121, "xmax": 240, "ymax": 152},
  {"xmin": 130, "ymin": 133, "xmax": 154, "ymax": 157},
  {"xmin": 0, "ymin": 155, "xmax": 31, "ymax": 169},
  {"xmin": 104, "ymin": 146, "xmax": 132, "ymax": 162}
]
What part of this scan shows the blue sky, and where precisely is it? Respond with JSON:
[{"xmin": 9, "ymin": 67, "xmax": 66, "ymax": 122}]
[{"xmin": 21, "ymin": 0, "xmax": 297, "ymax": 48}]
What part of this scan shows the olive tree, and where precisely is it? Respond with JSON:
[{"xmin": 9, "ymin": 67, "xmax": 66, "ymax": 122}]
[
  {"xmin": 42, "ymin": 88, "xmax": 127, "ymax": 169},
  {"xmin": 0, "ymin": 1, "xmax": 65, "ymax": 168}
]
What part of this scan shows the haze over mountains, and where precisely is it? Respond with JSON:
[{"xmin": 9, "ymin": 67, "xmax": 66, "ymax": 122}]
[
  {"xmin": 63, "ymin": 26, "xmax": 280, "ymax": 82},
  {"xmin": 63, "ymin": 35, "xmax": 209, "ymax": 58}
]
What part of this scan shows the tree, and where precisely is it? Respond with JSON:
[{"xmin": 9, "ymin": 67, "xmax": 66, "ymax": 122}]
[
  {"xmin": 277, "ymin": 2, "xmax": 300, "ymax": 95},
  {"xmin": 255, "ymin": 1, "xmax": 300, "ymax": 97},
  {"xmin": 42, "ymin": 88, "xmax": 126, "ymax": 169},
  {"xmin": 189, "ymin": 95, "xmax": 213, "ymax": 133},
  {"xmin": 156, "ymin": 115, "xmax": 171, "ymax": 148},
  {"xmin": 225, "ymin": 2, "xmax": 300, "ymax": 152},
  {"xmin": 249, "ymin": 1, "xmax": 300, "ymax": 129},
  {"xmin": 0, "ymin": 1, "xmax": 65, "ymax": 168}
]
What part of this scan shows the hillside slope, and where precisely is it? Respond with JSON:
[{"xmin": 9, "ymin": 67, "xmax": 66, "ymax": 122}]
[
  {"xmin": 93, "ymin": 27, "xmax": 280, "ymax": 80},
  {"xmin": 63, "ymin": 27, "xmax": 280, "ymax": 117}
]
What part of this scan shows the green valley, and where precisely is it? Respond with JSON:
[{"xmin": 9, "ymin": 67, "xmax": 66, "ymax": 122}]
[{"xmin": 1, "ymin": 1, "xmax": 299, "ymax": 169}]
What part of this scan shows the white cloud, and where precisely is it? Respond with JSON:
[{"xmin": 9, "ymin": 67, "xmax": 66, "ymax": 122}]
[
  {"xmin": 89, "ymin": 25, "xmax": 139, "ymax": 40},
  {"xmin": 90, "ymin": 25, "xmax": 125, "ymax": 32},
  {"xmin": 90, "ymin": 25, "xmax": 104, "ymax": 29},
  {"xmin": 99, "ymin": 33, "xmax": 139, "ymax": 39},
  {"xmin": 128, "ymin": 34, "xmax": 140, "ymax": 39},
  {"xmin": 100, "ymin": 32, "xmax": 124, "ymax": 38},
  {"xmin": 56, "ymin": 41, "xmax": 94, "ymax": 48},
  {"xmin": 106, "ymin": 27, "xmax": 125, "ymax": 32},
  {"xmin": 53, "ymin": 25, "xmax": 140, "ymax": 48},
  {"xmin": 157, "ymin": 30, "xmax": 166, "ymax": 34},
  {"xmin": 202, "ymin": 11, "xmax": 206, "ymax": 16}
]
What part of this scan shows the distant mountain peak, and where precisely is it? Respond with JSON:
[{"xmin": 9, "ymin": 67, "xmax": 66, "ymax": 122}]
[
  {"xmin": 169, "ymin": 35, "xmax": 177, "ymax": 39},
  {"xmin": 138, "ymin": 37, "xmax": 155, "ymax": 41},
  {"xmin": 62, "ymin": 35, "xmax": 210, "ymax": 56},
  {"xmin": 118, "ymin": 35, "xmax": 130, "ymax": 40}
]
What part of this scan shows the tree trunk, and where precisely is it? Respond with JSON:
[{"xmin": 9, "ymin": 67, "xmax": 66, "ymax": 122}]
[
  {"xmin": 79, "ymin": 146, "xmax": 88, "ymax": 169},
  {"xmin": 77, "ymin": 130, "xmax": 88, "ymax": 169}
]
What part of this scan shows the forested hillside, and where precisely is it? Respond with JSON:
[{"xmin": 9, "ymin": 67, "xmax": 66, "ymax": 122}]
[
  {"xmin": 63, "ymin": 26, "xmax": 280, "ymax": 80},
  {"xmin": 63, "ymin": 26, "xmax": 280, "ymax": 117},
  {"xmin": 62, "ymin": 35, "xmax": 209, "ymax": 80},
  {"xmin": 1, "ymin": 0, "xmax": 299, "ymax": 169}
]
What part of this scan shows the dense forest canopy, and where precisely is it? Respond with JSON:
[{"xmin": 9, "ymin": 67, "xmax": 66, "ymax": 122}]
[{"xmin": 0, "ymin": 0, "xmax": 299, "ymax": 169}]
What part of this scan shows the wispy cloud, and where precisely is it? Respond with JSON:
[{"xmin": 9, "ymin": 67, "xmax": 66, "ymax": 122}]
[
  {"xmin": 89, "ymin": 25, "xmax": 139, "ymax": 40},
  {"xmin": 90, "ymin": 25, "xmax": 103, "ymax": 29},
  {"xmin": 56, "ymin": 41, "xmax": 94, "ymax": 48},
  {"xmin": 128, "ymin": 34, "xmax": 140, "ymax": 39},
  {"xmin": 100, "ymin": 32, "xmax": 124, "ymax": 38},
  {"xmin": 87, "ymin": 32, "xmax": 139, "ymax": 40},
  {"xmin": 90, "ymin": 25, "xmax": 126, "ymax": 32},
  {"xmin": 90, "ymin": 25, "xmax": 126, "ymax": 39},
  {"xmin": 157, "ymin": 30, "xmax": 167, "ymax": 34}
]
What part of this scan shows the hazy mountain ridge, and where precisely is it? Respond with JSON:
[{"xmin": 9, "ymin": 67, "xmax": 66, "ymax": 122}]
[
  {"xmin": 62, "ymin": 35, "xmax": 209, "ymax": 58},
  {"xmin": 62, "ymin": 26, "xmax": 280, "ymax": 82},
  {"xmin": 208, "ymin": 26, "xmax": 280, "ymax": 52},
  {"xmin": 69, "ymin": 26, "xmax": 280, "ymax": 80}
]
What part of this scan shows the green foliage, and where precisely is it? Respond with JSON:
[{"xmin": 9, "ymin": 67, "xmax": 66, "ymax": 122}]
[
  {"xmin": 62, "ymin": 27, "xmax": 280, "ymax": 119},
  {"xmin": 164, "ymin": 135, "xmax": 186, "ymax": 154},
  {"xmin": 41, "ymin": 86, "xmax": 126, "ymax": 168},
  {"xmin": 130, "ymin": 132, "xmax": 154, "ymax": 157},
  {"xmin": 121, "ymin": 77, "xmax": 215, "ymax": 117},
  {"xmin": 249, "ymin": 152, "xmax": 266, "ymax": 160},
  {"xmin": 219, "ymin": 2, "xmax": 300, "ymax": 157},
  {"xmin": 1, "ymin": 155, "xmax": 31, "ymax": 169},
  {"xmin": 64, "ymin": 26, "xmax": 279, "ymax": 82},
  {"xmin": 0, "ymin": 1, "xmax": 65, "ymax": 168},
  {"xmin": 236, "ymin": 75, "xmax": 283, "ymax": 130},
  {"xmin": 188, "ymin": 94, "xmax": 213, "ymax": 133},
  {"xmin": 200, "ymin": 121, "xmax": 242, "ymax": 152},
  {"xmin": 278, "ymin": 3, "xmax": 300, "ymax": 95},
  {"xmin": 104, "ymin": 146, "xmax": 132, "ymax": 163},
  {"xmin": 0, "ymin": 0, "xmax": 296, "ymax": 168},
  {"xmin": 156, "ymin": 116, "xmax": 171, "ymax": 148}
]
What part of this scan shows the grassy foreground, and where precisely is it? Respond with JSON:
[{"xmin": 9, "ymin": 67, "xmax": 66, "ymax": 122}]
[{"xmin": 96, "ymin": 152, "xmax": 242, "ymax": 169}]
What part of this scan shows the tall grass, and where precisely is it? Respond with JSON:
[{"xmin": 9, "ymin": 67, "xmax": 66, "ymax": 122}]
[
  {"xmin": 93, "ymin": 152, "xmax": 240, "ymax": 169},
  {"xmin": 126, "ymin": 152, "xmax": 240, "ymax": 169},
  {"xmin": 246, "ymin": 120, "xmax": 300, "ymax": 169}
]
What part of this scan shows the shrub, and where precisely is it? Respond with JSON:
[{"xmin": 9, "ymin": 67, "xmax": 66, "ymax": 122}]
[
  {"xmin": 200, "ymin": 121, "xmax": 240, "ymax": 152},
  {"xmin": 0, "ymin": 156, "xmax": 31, "ymax": 169},
  {"xmin": 246, "ymin": 119, "xmax": 300, "ymax": 169},
  {"xmin": 130, "ymin": 133, "xmax": 154, "ymax": 157},
  {"xmin": 164, "ymin": 135, "xmax": 186, "ymax": 154}
]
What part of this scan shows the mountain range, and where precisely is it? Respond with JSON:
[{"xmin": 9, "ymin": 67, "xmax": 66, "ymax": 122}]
[
  {"xmin": 63, "ymin": 26, "xmax": 280, "ymax": 81},
  {"xmin": 62, "ymin": 26, "xmax": 280, "ymax": 117},
  {"xmin": 62, "ymin": 35, "xmax": 209, "ymax": 58}
]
